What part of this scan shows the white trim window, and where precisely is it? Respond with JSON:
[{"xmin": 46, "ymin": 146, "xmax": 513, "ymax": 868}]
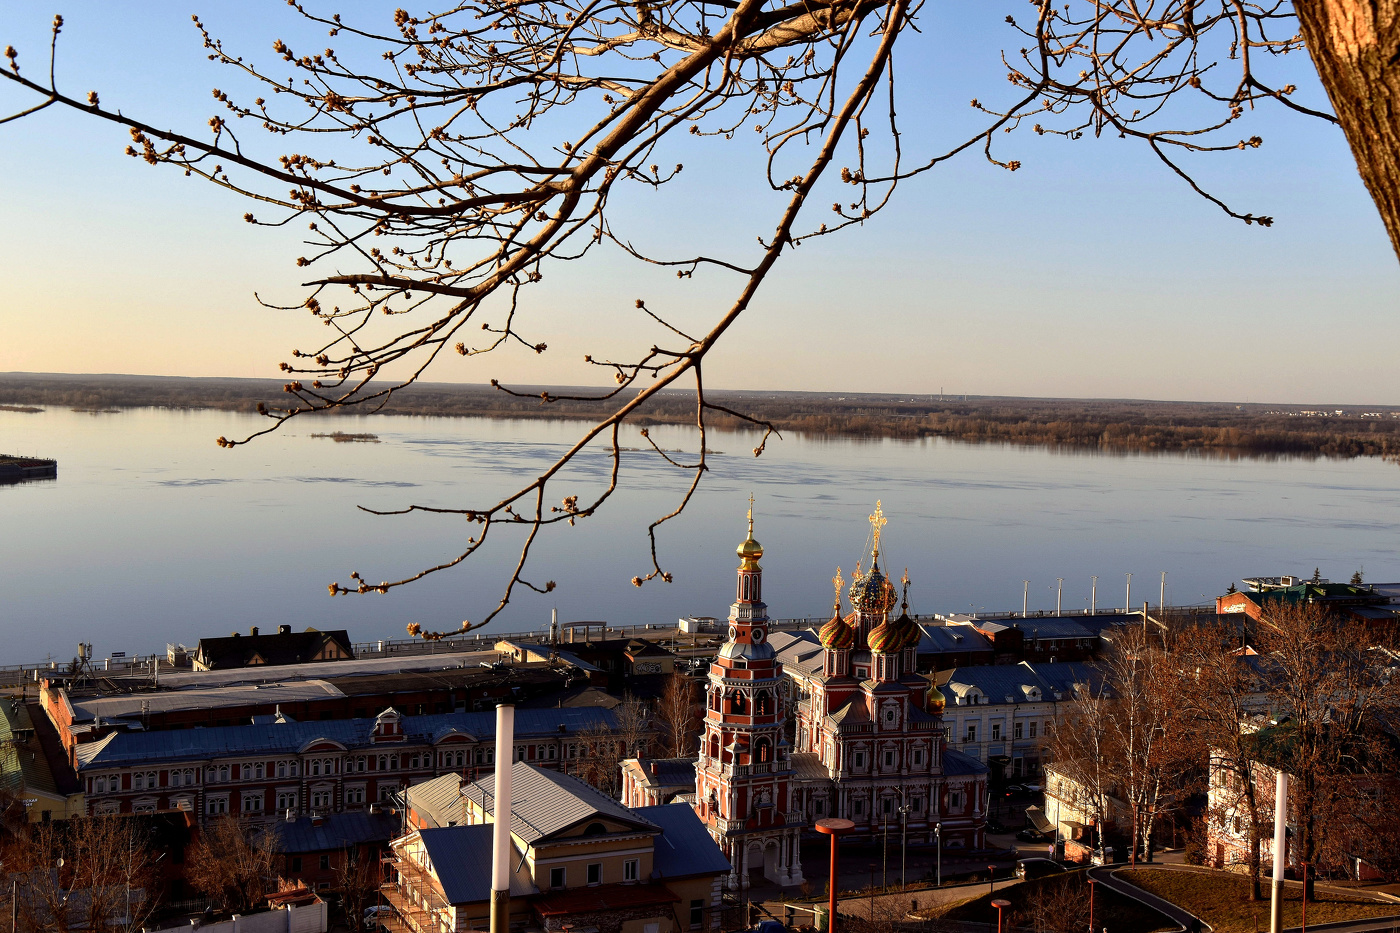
[
  {"xmin": 242, "ymin": 793, "xmax": 265, "ymax": 814},
  {"xmin": 207, "ymin": 796, "xmax": 230, "ymax": 816},
  {"xmin": 623, "ymin": 859, "xmax": 639, "ymax": 882},
  {"xmin": 277, "ymin": 791, "xmax": 298, "ymax": 812}
]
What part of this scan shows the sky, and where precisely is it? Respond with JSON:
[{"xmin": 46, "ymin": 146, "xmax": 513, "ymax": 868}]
[{"xmin": 1, "ymin": 1, "xmax": 1397, "ymax": 405}]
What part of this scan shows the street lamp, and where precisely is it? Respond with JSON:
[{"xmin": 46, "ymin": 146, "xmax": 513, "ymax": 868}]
[
  {"xmin": 934, "ymin": 822, "xmax": 942, "ymax": 888},
  {"xmin": 991, "ymin": 898, "xmax": 1011, "ymax": 933},
  {"xmin": 814, "ymin": 818, "xmax": 854, "ymax": 933},
  {"xmin": 1088, "ymin": 877, "xmax": 1096, "ymax": 933},
  {"xmin": 897, "ymin": 802, "xmax": 909, "ymax": 891}
]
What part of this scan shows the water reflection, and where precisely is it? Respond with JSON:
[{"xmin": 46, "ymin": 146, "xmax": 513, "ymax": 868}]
[{"xmin": 0, "ymin": 406, "xmax": 1397, "ymax": 662}]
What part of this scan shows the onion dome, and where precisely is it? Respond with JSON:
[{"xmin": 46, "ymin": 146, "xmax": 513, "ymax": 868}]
[
  {"xmin": 891, "ymin": 609, "xmax": 921, "ymax": 651},
  {"xmin": 848, "ymin": 563, "xmax": 898, "ymax": 616},
  {"xmin": 737, "ymin": 495, "xmax": 763, "ymax": 567},
  {"xmin": 867, "ymin": 616, "xmax": 901, "ymax": 654},
  {"xmin": 819, "ymin": 610, "xmax": 855, "ymax": 650},
  {"xmin": 927, "ymin": 682, "xmax": 947, "ymax": 714}
]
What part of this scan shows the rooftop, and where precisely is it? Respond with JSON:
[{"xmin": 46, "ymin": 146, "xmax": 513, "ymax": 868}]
[
  {"xmin": 463, "ymin": 761, "xmax": 658, "ymax": 845},
  {"xmin": 265, "ymin": 809, "xmax": 401, "ymax": 853},
  {"xmin": 416, "ymin": 824, "xmax": 536, "ymax": 904},
  {"xmin": 633, "ymin": 804, "xmax": 732, "ymax": 878}
]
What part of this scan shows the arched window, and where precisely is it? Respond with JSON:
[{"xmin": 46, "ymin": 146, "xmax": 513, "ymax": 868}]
[
  {"xmin": 756, "ymin": 739, "xmax": 771, "ymax": 763},
  {"xmin": 756, "ymin": 691, "xmax": 770, "ymax": 715},
  {"xmin": 583, "ymin": 822, "xmax": 607, "ymax": 837},
  {"xmin": 709, "ymin": 734, "xmax": 720, "ymax": 759},
  {"xmin": 731, "ymin": 692, "xmax": 746, "ymax": 714}
]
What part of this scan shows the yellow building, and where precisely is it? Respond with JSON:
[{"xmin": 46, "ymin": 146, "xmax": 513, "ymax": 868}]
[
  {"xmin": 0, "ymin": 696, "xmax": 84, "ymax": 820},
  {"xmin": 388, "ymin": 762, "xmax": 727, "ymax": 933}
]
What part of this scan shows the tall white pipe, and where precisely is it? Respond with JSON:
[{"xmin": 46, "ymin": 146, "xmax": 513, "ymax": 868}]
[
  {"xmin": 1124, "ymin": 573, "xmax": 1132, "ymax": 613},
  {"xmin": 1091, "ymin": 576, "xmax": 1097, "ymax": 615},
  {"xmin": 1269, "ymin": 770, "xmax": 1289, "ymax": 933},
  {"xmin": 491, "ymin": 704, "xmax": 515, "ymax": 933}
]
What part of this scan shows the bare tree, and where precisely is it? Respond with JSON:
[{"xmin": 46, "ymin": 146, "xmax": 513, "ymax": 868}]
[
  {"xmin": 186, "ymin": 817, "xmax": 278, "ymax": 914},
  {"xmin": 1, "ymin": 1, "xmax": 1383, "ymax": 629},
  {"xmin": 1254, "ymin": 602, "xmax": 1400, "ymax": 894},
  {"xmin": 575, "ymin": 694, "xmax": 651, "ymax": 796},
  {"xmin": 656, "ymin": 671, "xmax": 700, "ymax": 759},
  {"xmin": 1012, "ymin": 871, "xmax": 1092, "ymax": 933},
  {"xmin": 334, "ymin": 845, "xmax": 382, "ymax": 931},
  {"xmin": 1176, "ymin": 625, "xmax": 1273, "ymax": 899},
  {"xmin": 2, "ymin": 817, "xmax": 161, "ymax": 933}
]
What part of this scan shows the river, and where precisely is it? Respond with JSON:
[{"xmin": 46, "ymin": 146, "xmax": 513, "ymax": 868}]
[{"xmin": 1, "ymin": 406, "xmax": 1397, "ymax": 662}]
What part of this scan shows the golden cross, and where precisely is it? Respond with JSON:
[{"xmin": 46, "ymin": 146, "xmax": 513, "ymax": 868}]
[
  {"xmin": 832, "ymin": 567, "xmax": 844, "ymax": 606},
  {"xmin": 747, "ymin": 493, "xmax": 755, "ymax": 536},
  {"xmin": 869, "ymin": 499, "xmax": 887, "ymax": 557}
]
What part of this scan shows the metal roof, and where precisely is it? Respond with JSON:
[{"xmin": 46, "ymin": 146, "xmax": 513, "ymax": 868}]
[
  {"xmin": 941, "ymin": 747, "xmax": 989, "ymax": 775},
  {"xmin": 632, "ymin": 804, "xmax": 731, "ymax": 878},
  {"xmin": 71, "ymin": 681, "xmax": 345, "ymax": 722},
  {"xmin": 76, "ymin": 706, "xmax": 619, "ymax": 770},
  {"xmin": 143, "ymin": 651, "xmax": 504, "ymax": 690},
  {"xmin": 264, "ymin": 809, "xmax": 401, "ymax": 853},
  {"xmin": 914, "ymin": 624, "xmax": 993, "ymax": 654},
  {"xmin": 416, "ymin": 825, "xmax": 536, "ymax": 904},
  {"xmin": 623, "ymin": 758, "xmax": 696, "ymax": 790},
  {"xmin": 463, "ymin": 761, "xmax": 658, "ymax": 845},
  {"xmin": 405, "ymin": 773, "xmax": 466, "ymax": 828}
]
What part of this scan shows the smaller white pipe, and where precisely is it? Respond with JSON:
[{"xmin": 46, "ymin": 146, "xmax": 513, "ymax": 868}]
[{"xmin": 1270, "ymin": 770, "xmax": 1289, "ymax": 933}]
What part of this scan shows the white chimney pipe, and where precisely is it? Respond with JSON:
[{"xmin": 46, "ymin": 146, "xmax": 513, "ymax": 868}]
[
  {"xmin": 1269, "ymin": 770, "xmax": 1289, "ymax": 933},
  {"xmin": 491, "ymin": 703, "xmax": 515, "ymax": 933}
]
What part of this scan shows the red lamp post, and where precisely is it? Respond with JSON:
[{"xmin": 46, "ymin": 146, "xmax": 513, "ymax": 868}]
[
  {"xmin": 991, "ymin": 898, "xmax": 1011, "ymax": 933},
  {"xmin": 1088, "ymin": 876, "xmax": 1097, "ymax": 933},
  {"xmin": 815, "ymin": 818, "xmax": 855, "ymax": 933}
]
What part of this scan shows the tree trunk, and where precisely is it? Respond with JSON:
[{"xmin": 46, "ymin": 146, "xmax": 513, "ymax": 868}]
[{"xmin": 1296, "ymin": 0, "xmax": 1400, "ymax": 259}]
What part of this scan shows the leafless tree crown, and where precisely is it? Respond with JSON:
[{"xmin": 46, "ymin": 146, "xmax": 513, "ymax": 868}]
[{"xmin": 0, "ymin": 2, "xmax": 1331, "ymax": 633}]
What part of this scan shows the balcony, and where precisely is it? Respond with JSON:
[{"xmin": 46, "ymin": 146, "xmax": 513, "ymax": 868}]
[
  {"xmin": 714, "ymin": 817, "xmax": 746, "ymax": 834},
  {"xmin": 781, "ymin": 810, "xmax": 804, "ymax": 825}
]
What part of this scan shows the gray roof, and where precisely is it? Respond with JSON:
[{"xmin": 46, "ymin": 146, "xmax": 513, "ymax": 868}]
[
  {"xmin": 72, "ymin": 681, "xmax": 344, "ymax": 722},
  {"xmin": 914, "ymin": 624, "xmax": 993, "ymax": 654},
  {"xmin": 406, "ymin": 773, "xmax": 465, "ymax": 828},
  {"xmin": 769, "ymin": 631, "xmax": 824, "ymax": 677},
  {"xmin": 265, "ymin": 809, "xmax": 400, "ymax": 853},
  {"xmin": 76, "ymin": 706, "xmax": 619, "ymax": 771},
  {"xmin": 635, "ymin": 804, "xmax": 731, "ymax": 878},
  {"xmin": 976, "ymin": 618, "xmax": 1096, "ymax": 640},
  {"xmin": 939, "ymin": 661, "xmax": 1094, "ymax": 706},
  {"xmin": 625, "ymin": 758, "xmax": 696, "ymax": 790},
  {"xmin": 417, "ymin": 825, "xmax": 536, "ymax": 904},
  {"xmin": 464, "ymin": 761, "xmax": 658, "ymax": 845},
  {"xmin": 148, "ymin": 651, "xmax": 504, "ymax": 690},
  {"xmin": 789, "ymin": 752, "xmax": 831, "ymax": 782},
  {"xmin": 942, "ymin": 746, "xmax": 989, "ymax": 775}
]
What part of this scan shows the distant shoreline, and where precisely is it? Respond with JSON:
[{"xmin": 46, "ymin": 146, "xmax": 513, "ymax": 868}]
[{"xmin": 3, "ymin": 371, "xmax": 1400, "ymax": 463}]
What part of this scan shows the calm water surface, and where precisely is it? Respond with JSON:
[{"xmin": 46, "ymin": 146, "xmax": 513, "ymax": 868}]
[{"xmin": 2, "ymin": 407, "xmax": 1398, "ymax": 662}]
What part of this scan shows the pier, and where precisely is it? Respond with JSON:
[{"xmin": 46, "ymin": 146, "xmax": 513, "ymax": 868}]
[{"xmin": 0, "ymin": 455, "xmax": 57, "ymax": 484}]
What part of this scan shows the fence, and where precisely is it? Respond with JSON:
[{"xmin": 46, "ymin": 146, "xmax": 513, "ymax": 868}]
[{"xmin": 149, "ymin": 900, "xmax": 327, "ymax": 933}]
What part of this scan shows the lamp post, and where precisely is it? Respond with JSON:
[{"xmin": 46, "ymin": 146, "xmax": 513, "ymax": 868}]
[
  {"xmin": 934, "ymin": 822, "xmax": 942, "ymax": 888},
  {"xmin": 1088, "ymin": 877, "xmax": 1096, "ymax": 933},
  {"xmin": 897, "ymin": 802, "xmax": 909, "ymax": 891},
  {"xmin": 815, "ymin": 818, "xmax": 854, "ymax": 933},
  {"xmin": 991, "ymin": 898, "xmax": 1011, "ymax": 933}
]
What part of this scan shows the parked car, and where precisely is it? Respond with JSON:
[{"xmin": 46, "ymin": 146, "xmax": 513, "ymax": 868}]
[
  {"xmin": 1015, "ymin": 858, "xmax": 1066, "ymax": 880},
  {"xmin": 1016, "ymin": 828, "xmax": 1049, "ymax": 842},
  {"xmin": 364, "ymin": 907, "xmax": 392, "ymax": 923},
  {"xmin": 986, "ymin": 818, "xmax": 1007, "ymax": 834},
  {"xmin": 1090, "ymin": 846, "xmax": 1115, "ymax": 866},
  {"xmin": 1003, "ymin": 784, "xmax": 1027, "ymax": 795},
  {"xmin": 1022, "ymin": 783, "xmax": 1044, "ymax": 793}
]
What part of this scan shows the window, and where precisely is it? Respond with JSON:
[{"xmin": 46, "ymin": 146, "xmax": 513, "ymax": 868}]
[
  {"xmin": 813, "ymin": 799, "xmax": 825, "ymax": 816},
  {"xmin": 291, "ymin": 857, "xmax": 303, "ymax": 873},
  {"xmin": 242, "ymin": 793, "xmax": 264, "ymax": 813},
  {"xmin": 1029, "ymin": 722, "xmax": 1038, "ymax": 739},
  {"xmin": 912, "ymin": 749, "xmax": 924, "ymax": 766},
  {"xmin": 277, "ymin": 791, "xmax": 298, "ymax": 812},
  {"xmin": 624, "ymin": 859, "xmax": 639, "ymax": 882},
  {"xmin": 853, "ymin": 799, "xmax": 865, "ymax": 817},
  {"xmin": 550, "ymin": 867, "xmax": 565, "ymax": 890},
  {"xmin": 255, "ymin": 763, "xmax": 265, "ymax": 779},
  {"xmin": 965, "ymin": 725, "xmax": 977, "ymax": 743},
  {"xmin": 320, "ymin": 855, "xmax": 331, "ymax": 870},
  {"xmin": 379, "ymin": 785, "xmax": 397, "ymax": 802},
  {"xmin": 357, "ymin": 757, "xmax": 366, "ymax": 772},
  {"xmin": 277, "ymin": 761, "xmax": 287, "ymax": 778},
  {"xmin": 853, "ymin": 752, "xmax": 864, "ymax": 769},
  {"xmin": 950, "ymin": 791, "xmax": 962, "ymax": 809},
  {"xmin": 1014, "ymin": 722, "xmax": 1023, "ymax": 740},
  {"xmin": 991, "ymin": 724, "xmax": 1001, "ymax": 741},
  {"xmin": 207, "ymin": 797, "xmax": 229, "ymax": 815},
  {"xmin": 690, "ymin": 899, "xmax": 705, "ymax": 929},
  {"xmin": 312, "ymin": 790, "xmax": 332, "ymax": 809},
  {"xmin": 133, "ymin": 802, "xmax": 156, "ymax": 814},
  {"xmin": 346, "ymin": 786, "xmax": 365, "ymax": 805},
  {"xmin": 883, "ymin": 751, "xmax": 894, "ymax": 768},
  {"xmin": 311, "ymin": 761, "xmax": 321, "ymax": 776},
  {"xmin": 587, "ymin": 863, "xmax": 602, "ymax": 885},
  {"xmin": 882, "ymin": 798, "xmax": 894, "ymax": 815},
  {"xmin": 912, "ymin": 797, "xmax": 923, "ymax": 813}
]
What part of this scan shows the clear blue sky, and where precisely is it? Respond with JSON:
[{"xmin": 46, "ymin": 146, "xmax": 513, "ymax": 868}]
[{"xmin": 1, "ymin": 1, "xmax": 1396, "ymax": 404}]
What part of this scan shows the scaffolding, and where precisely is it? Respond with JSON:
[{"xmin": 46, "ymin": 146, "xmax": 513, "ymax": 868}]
[{"xmin": 383, "ymin": 850, "xmax": 455, "ymax": 933}]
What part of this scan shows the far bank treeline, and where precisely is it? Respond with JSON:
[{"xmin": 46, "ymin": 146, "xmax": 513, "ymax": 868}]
[{"xmin": 4, "ymin": 373, "xmax": 1400, "ymax": 461}]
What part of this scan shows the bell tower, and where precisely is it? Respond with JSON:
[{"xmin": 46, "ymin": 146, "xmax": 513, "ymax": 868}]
[{"xmin": 694, "ymin": 499, "xmax": 804, "ymax": 889}]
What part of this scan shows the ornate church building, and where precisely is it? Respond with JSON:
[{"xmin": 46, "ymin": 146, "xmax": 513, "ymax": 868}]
[{"xmin": 621, "ymin": 503, "xmax": 986, "ymax": 889}]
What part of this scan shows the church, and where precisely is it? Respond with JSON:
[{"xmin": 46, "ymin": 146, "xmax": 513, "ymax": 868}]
[{"xmin": 621, "ymin": 502, "xmax": 987, "ymax": 889}]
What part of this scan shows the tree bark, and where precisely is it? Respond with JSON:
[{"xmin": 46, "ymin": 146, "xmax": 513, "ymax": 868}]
[{"xmin": 1296, "ymin": 0, "xmax": 1400, "ymax": 259}]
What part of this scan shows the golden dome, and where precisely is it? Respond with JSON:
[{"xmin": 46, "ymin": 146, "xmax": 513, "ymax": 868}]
[
  {"xmin": 927, "ymin": 683, "xmax": 947, "ymax": 713},
  {"xmin": 737, "ymin": 495, "xmax": 763, "ymax": 565}
]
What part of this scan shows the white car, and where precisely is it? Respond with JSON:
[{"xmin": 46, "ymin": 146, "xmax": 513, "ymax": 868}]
[{"xmin": 364, "ymin": 907, "xmax": 392, "ymax": 922}]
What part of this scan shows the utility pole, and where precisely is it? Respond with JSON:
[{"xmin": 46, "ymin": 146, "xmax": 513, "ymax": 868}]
[
  {"xmin": 1022, "ymin": 581, "xmax": 1029, "ymax": 618},
  {"xmin": 934, "ymin": 823, "xmax": 942, "ymax": 888},
  {"xmin": 1055, "ymin": 578, "xmax": 1063, "ymax": 616},
  {"xmin": 1124, "ymin": 573, "xmax": 1132, "ymax": 613}
]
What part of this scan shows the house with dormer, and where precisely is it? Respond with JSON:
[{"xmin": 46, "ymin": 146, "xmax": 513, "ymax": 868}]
[
  {"xmin": 387, "ymin": 761, "xmax": 728, "ymax": 933},
  {"xmin": 934, "ymin": 662, "xmax": 1088, "ymax": 780}
]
